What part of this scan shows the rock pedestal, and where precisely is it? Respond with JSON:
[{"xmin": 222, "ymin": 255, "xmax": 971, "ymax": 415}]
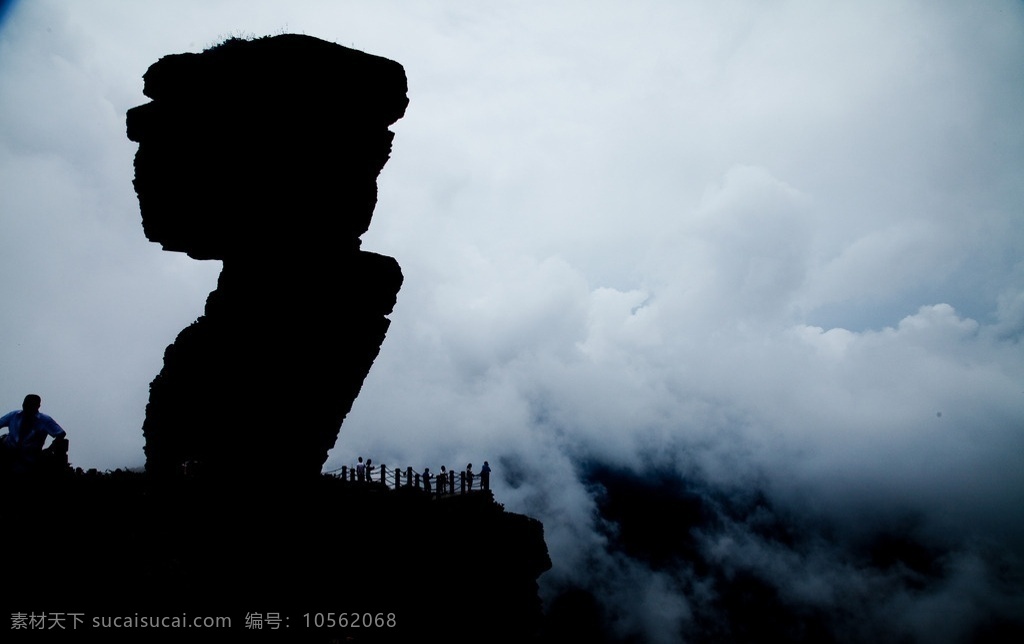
[{"xmin": 127, "ymin": 35, "xmax": 408, "ymax": 478}]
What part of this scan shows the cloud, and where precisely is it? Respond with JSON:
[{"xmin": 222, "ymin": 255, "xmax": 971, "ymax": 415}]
[{"xmin": 2, "ymin": 1, "xmax": 1023, "ymax": 640}]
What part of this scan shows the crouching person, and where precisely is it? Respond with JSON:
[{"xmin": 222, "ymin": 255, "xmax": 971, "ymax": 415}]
[{"xmin": 0, "ymin": 394, "xmax": 68, "ymax": 475}]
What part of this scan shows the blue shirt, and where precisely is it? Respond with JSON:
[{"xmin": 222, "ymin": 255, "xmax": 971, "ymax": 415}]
[{"xmin": 0, "ymin": 410, "xmax": 66, "ymax": 452}]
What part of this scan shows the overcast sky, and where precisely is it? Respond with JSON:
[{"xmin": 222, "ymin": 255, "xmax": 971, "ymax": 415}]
[{"xmin": 2, "ymin": 1, "xmax": 1023, "ymax": 640}]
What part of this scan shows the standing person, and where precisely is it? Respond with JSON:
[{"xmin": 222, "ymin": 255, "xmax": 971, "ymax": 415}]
[
  {"xmin": 480, "ymin": 460, "xmax": 491, "ymax": 491},
  {"xmin": 438, "ymin": 465, "xmax": 448, "ymax": 495},
  {"xmin": 366, "ymin": 459, "xmax": 374, "ymax": 483},
  {"xmin": 356, "ymin": 456, "xmax": 365, "ymax": 482},
  {"xmin": 0, "ymin": 394, "xmax": 67, "ymax": 474},
  {"xmin": 466, "ymin": 463, "xmax": 474, "ymax": 492},
  {"xmin": 423, "ymin": 467, "xmax": 432, "ymax": 494}
]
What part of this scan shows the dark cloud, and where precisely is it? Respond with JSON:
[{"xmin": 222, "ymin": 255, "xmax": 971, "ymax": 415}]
[{"xmin": 546, "ymin": 461, "xmax": 1024, "ymax": 642}]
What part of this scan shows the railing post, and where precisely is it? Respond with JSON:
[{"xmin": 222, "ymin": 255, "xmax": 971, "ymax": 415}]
[
  {"xmin": 449, "ymin": 470, "xmax": 455, "ymax": 494},
  {"xmin": 406, "ymin": 466, "xmax": 413, "ymax": 488},
  {"xmin": 460, "ymin": 471, "xmax": 466, "ymax": 494},
  {"xmin": 380, "ymin": 464, "xmax": 387, "ymax": 485},
  {"xmin": 341, "ymin": 465, "xmax": 347, "ymax": 482}
]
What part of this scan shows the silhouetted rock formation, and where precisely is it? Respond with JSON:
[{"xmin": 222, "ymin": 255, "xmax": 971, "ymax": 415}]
[
  {"xmin": 1, "ymin": 37, "xmax": 552, "ymax": 642},
  {"xmin": 126, "ymin": 35, "xmax": 408, "ymax": 478}
]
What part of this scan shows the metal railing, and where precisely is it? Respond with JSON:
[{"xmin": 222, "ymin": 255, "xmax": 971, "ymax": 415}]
[{"xmin": 324, "ymin": 463, "xmax": 491, "ymax": 495}]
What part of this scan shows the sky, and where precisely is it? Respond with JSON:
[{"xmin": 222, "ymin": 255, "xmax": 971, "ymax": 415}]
[{"xmin": 2, "ymin": 1, "xmax": 1023, "ymax": 641}]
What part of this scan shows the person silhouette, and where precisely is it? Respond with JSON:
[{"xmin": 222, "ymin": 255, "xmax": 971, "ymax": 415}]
[
  {"xmin": 480, "ymin": 460, "xmax": 491, "ymax": 491},
  {"xmin": 466, "ymin": 463, "xmax": 474, "ymax": 492},
  {"xmin": 438, "ymin": 465, "xmax": 448, "ymax": 495},
  {"xmin": 0, "ymin": 394, "xmax": 67, "ymax": 474}
]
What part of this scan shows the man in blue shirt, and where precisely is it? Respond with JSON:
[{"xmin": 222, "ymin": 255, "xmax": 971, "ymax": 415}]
[{"xmin": 0, "ymin": 394, "xmax": 67, "ymax": 474}]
